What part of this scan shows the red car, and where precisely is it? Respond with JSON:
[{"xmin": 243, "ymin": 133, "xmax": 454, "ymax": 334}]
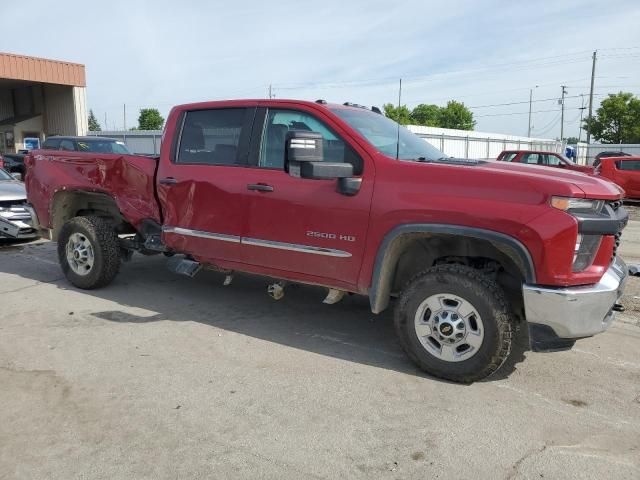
[
  {"xmin": 23, "ymin": 99, "xmax": 628, "ymax": 383},
  {"xmin": 497, "ymin": 150, "xmax": 593, "ymax": 174},
  {"xmin": 596, "ymin": 156, "xmax": 640, "ymax": 199}
]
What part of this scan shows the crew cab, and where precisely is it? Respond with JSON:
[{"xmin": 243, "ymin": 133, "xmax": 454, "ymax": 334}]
[
  {"xmin": 24, "ymin": 99, "xmax": 629, "ymax": 383},
  {"xmin": 595, "ymin": 156, "xmax": 640, "ymax": 200},
  {"xmin": 497, "ymin": 150, "xmax": 593, "ymax": 174}
]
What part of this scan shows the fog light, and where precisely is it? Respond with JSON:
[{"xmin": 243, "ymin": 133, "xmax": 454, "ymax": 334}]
[{"xmin": 572, "ymin": 235, "xmax": 601, "ymax": 272}]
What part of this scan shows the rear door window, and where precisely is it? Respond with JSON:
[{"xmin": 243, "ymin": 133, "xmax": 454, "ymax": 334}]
[
  {"xmin": 177, "ymin": 108, "xmax": 251, "ymax": 166},
  {"xmin": 500, "ymin": 152, "xmax": 517, "ymax": 162}
]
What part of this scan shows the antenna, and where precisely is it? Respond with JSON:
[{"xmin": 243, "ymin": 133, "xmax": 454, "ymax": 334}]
[{"xmin": 396, "ymin": 78, "xmax": 402, "ymax": 160}]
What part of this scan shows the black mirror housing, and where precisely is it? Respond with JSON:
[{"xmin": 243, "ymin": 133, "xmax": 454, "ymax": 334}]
[
  {"xmin": 286, "ymin": 131, "xmax": 324, "ymax": 163},
  {"xmin": 300, "ymin": 161, "xmax": 353, "ymax": 180}
]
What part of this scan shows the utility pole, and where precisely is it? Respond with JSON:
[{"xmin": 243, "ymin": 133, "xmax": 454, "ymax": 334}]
[
  {"xmin": 527, "ymin": 85, "xmax": 538, "ymax": 137},
  {"xmin": 560, "ymin": 85, "xmax": 567, "ymax": 141},
  {"xmin": 578, "ymin": 94, "xmax": 586, "ymax": 143},
  {"xmin": 586, "ymin": 50, "xmax": 597, "ymax": 144},
  {"xmin": 104, "ymin": 113, "xmax": 107, "ymax": 132},
  {"xmin": 268, "ymin": 84, "xmax": 273, "ymax": 99},
  {"xmin": 123, "ymin": 104, "xmax": 126, "ymax": 130}
]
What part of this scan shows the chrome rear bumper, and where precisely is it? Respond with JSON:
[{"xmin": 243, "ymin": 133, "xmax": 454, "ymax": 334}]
[{"xmin": 523, "ymin": 257, "xmax": 627, "ymax": 340}]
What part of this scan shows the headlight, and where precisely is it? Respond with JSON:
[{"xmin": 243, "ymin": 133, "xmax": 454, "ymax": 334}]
[{"xmin": 550, "ymin": 197, "xmax": 605, "ymax": 214}]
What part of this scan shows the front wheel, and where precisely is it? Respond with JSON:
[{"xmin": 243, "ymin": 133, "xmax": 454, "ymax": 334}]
[
  {"xmin": 57, "ymin": 216, "xmax": 120, "ymax": 289},
  {"xmin": 394, "ymin": 264, "xmax": 513, "ymax": 383}
]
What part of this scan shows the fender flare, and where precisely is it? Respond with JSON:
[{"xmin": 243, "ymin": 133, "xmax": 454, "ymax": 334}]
[{"xmin": 368, "ymin": 224, "xmax": 536, "ymax": 314}]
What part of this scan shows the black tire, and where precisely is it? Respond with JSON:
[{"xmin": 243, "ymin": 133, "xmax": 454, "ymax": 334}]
[
  {"xmin": 394, "ymin": 264, "xmax": 513, "ymax": 383},
  {"xmin": 57, "ymin": 216, "xmax": 120, "ymax": 289}
]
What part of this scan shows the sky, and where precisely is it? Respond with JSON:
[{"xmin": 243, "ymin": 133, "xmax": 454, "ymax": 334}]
[{"xmin": 2, "ymin": 0, "xmax": 640, "ymax": 139}]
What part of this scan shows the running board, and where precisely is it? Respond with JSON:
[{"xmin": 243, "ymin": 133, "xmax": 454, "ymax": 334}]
[{"xmin": 166, "ymin": 257, "xmax": 202, "ymax": 278}]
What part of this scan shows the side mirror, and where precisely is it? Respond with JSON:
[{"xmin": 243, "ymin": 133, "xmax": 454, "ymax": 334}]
[
  {"xmin": 285, "ymin": 130, "xmax": 354, "ymax": 180},
  {"xmin": 11, "ymin": 172, "xmax": 23, "ymax": 181}
]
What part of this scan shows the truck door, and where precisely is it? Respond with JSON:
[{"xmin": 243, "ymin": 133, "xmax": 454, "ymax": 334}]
[
  {"xmin": 157, "ymin": 107, "xmax": 255, "ymax": 264},
  {"xmin": 240, "ymin": 106, "xmax": 374, "ymax": 287}
]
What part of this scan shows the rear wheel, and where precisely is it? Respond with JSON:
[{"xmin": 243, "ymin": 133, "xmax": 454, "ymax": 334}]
[
  {"xmin": 58, "ymin": 216, "xmax": 120, "ymax": 289},
  {"xmin": 394, "ymin": 264, "xmax": 513, "ymax": 383}
]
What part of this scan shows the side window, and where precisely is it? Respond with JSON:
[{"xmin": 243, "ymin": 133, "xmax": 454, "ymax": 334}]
[
  {"xmin": 545, "ymin": 154, "xmax": 562, "ymax": 166},
  {"xmin": 177, "ymin": 108, "xmax": 246, "ymax": 165},
  {"xmin": 618, "ymin": 160, "xmax": 640, "ymax": 171},
  {"xmin": 521, "ymin": 153, "xmax": 540, "ymax": 165},
  {"xmin": 259, "ymin": 109, "xmax": 363, "ymax": 174},
  {"xmin": 501, "ymin": 153, "xmax": 517, "ymax": 162},
  {"xmin": 42, "ymin": 138, "xmax": 61, "ymax": 150},
  {"xmin": 60, "ymin": 139, "xmax": 75, "ymax": 151}
]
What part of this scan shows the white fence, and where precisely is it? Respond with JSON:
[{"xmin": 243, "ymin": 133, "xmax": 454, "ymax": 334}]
[
  {"xmin": 407, "ymin": 125, "xmax": 564, "ymax": 160},
  {"xmin": 91, "ymin": 126, "xmax": 565, "ymax": 160}
]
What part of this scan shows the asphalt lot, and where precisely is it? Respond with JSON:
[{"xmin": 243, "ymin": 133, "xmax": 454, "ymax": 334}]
[{"xmin": 1, "ymin": 223, "xmax": 640, "ymax": 479}]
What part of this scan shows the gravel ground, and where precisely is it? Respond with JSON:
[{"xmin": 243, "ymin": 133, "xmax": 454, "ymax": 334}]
[{"xmin": 1, "ymin": 235, "xmax": 639, "ymax": 480}]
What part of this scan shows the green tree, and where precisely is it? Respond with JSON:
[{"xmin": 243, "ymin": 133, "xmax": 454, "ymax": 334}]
[
  {"xmin": 565, "ymin": 136, "xmax": 580, "ymax": 145},
  {"xmin": 383, "ymin": 103, "xmax": 412, "ymax": 125},
  {"xmin": 410, "ymin": 104, "xmax": 441, "ymax": 126},
  {"xmin": 88, "ymin": 109, "xmax": 101, "ymax": 131},
  {"xmin": 138, "ymin": 108, "xmax": 165, "ymax": 130},
  {"xmin": 437, "ymin": 100, "xmax": 475, "ymax": 130},
  {"xmin": 583, "ymin": 92, "xmax": 640, "ymax": 144}
]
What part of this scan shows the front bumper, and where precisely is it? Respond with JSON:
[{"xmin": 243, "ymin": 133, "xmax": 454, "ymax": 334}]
[
  {"xmin": 0, "ymin": 203, "xmax": 39, "ymax": 239},
  {"xmin": 523, "ymin": 257, "xmax": 627, "ymax": 346}
]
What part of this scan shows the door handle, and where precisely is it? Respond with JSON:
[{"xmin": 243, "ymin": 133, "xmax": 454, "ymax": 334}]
[
  {"xmin": 159, "ymin": 177, "xmax": 178, "ymax": 185},
  {"xmin": 247, "ymin": 183, "xmax": 274, "ymax": 192}
]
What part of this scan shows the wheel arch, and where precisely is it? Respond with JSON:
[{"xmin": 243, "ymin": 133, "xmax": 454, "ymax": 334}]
[
  {"xmin": 368, "ymin": 224, "xmax": 536, "ymax": 314},
  {"xmin": 50, "ymin": 190, "xmax": 131, "ymax": 241}
]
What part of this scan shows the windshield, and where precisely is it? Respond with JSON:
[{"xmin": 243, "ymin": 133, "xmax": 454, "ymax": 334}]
[
  {"xmin": 330, "ymin": 107, "xmax": 446, "ymax": 161},
  {"xmin": 75, "ymin": 140, "xmax": 130, "ymax": 154},
  {"xmin": 0, "ymin": 168, "xmax": 13, "ymax": 181}
]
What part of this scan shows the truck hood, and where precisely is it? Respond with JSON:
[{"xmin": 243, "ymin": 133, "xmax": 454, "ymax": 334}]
[
  {"xmin": 0, "ymin": 180, "xmax": 27, "ymax": 202},
  {"xmin": 477, "ymin": 160, "xmax": 623, "ymax": 199}
]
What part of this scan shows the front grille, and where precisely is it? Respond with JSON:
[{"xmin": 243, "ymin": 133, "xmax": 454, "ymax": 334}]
[{"xmin": 0, "ymin": 200, "xmax": 26, "ymax": 209}]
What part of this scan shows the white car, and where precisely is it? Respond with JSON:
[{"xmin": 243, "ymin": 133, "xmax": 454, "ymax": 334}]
[{"xmin": 0, "ymin": 169, "xmax": 38, "ymax": 239}]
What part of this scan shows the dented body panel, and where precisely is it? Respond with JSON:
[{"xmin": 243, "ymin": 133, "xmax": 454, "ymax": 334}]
[{"xmin": 25, "ymin": 150, "xmax": 161, "ymax": 231}]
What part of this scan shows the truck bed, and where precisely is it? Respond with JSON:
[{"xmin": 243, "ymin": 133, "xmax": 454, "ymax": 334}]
[{"xmin": 26, "ymin": 151, "xmax": 161, "ymax": 231}]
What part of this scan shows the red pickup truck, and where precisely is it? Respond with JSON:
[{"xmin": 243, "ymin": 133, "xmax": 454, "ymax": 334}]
[
  {"xmin": 595, "ymin": 156, "xmax": 640, "ymax": 200},
  {"xmin": 24, "ymin": 99, "xmax": 629, "ymax": 383}
]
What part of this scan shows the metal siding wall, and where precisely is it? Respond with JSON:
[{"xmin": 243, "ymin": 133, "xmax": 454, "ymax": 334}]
[
  {"xmin": 43, "ymin": 84, "xmax": 76, "ymax": 135},
  {"xmin": 73, "ymin": 87, "xmax": 88, "ymax": 136}
]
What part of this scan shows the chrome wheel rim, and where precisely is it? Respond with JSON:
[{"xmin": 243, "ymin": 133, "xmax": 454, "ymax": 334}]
[
  {"xmin": 65, "ymin": 233, "xmax": 94, "ymax": 276},
  {"xmin": 414, "ymin": 293, "xmax": 484, "ymax": 362}
]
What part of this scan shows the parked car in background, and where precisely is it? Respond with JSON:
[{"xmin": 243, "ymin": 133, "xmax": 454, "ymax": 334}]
[
  {"xmin": 0, "ymin": 153, "xmax": 27, "ymax": 177},
  {"xmin": 496, "ymin": 150, "xmax": 593, "ymax": 174},
  {"xmin": 593, "ymin": 151, "xmax": 632, "ymax": 167},
  {"xmin": 42, "ymin": 136, "xmax": 131, "ymax": 154},
  {"xmin": 24, "ymin": 99, "xmax": 628, "ymax": 383},
  {"xmin": 0, "ymin": 168, "xmax": 38, "ymax": 239},
  {"xmin": 595, "ymin": 156, "xmax": 640, "ymax": 199}
]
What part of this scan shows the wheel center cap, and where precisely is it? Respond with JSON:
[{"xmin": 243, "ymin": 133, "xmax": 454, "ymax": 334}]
[
  {"xmin": 73, "ymin": 251, "xmax": 80, "ymax": 259},
  {"xmin": 439, "ymin": 322, "xmax": 454, "ymax": 336}
]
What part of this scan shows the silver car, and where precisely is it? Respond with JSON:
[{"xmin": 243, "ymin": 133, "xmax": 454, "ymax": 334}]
[{"xmin": 0, "ymin": 169, "xmax": 38, "ymax": 239}]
